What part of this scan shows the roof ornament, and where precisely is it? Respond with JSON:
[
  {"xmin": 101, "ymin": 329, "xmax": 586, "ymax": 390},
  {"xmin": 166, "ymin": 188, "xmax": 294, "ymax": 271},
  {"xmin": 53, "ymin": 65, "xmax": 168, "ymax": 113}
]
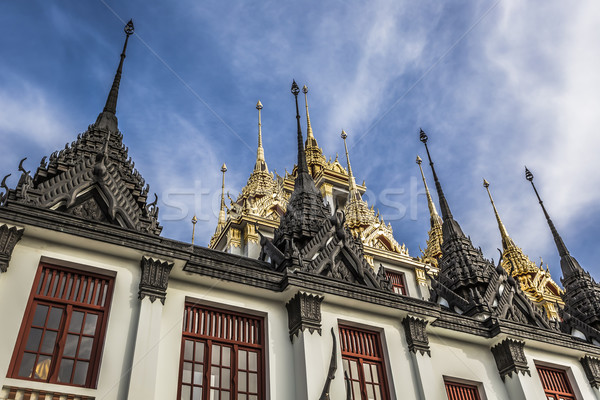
[
  {"xmin": 419, "ymin": 129, "xmax": 453, "ymax": 222},
  {"xmin": 302, "ymin": 85, "xmax": 315, "ymax": 142},
  {"xmin": 525, "ymin": 166, "xmax": 582, "ymax": 276},
  {"xmin": 191, "ymin": 215, "xmax": 198, "ymax": 245},
  {"xmin": 341, "ymin": 130, "xmax": 357, "ymax": 194},
  {"xmin": 416, "ymin": 154, "xmax": 443, "ymax": 266},
  {"xmin": 95, "ymin": 19, "xmax": 134, "ymax": 132},
  {"xmin": 255, "ymin": 100, "xmax": 268, "ymax": 172}
]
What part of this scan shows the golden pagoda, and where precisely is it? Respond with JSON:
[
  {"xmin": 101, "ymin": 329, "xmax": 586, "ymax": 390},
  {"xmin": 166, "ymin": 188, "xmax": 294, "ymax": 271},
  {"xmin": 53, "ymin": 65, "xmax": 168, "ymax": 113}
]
[
  {"xmin": 341, "ymin": 130, "xmax": 408, "ymax": 266},
  {"xmin": 483, "ymin": 179, "xmax": 563, "ymax": 320},
  {"xmin": 416, "ymin": 155, "xmax": 443, "ymax": 268}
]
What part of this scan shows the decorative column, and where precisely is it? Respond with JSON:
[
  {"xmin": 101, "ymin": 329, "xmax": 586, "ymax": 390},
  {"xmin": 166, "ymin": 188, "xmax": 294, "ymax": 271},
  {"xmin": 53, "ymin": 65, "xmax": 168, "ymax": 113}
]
[
  {"xmin": 402, "ymin": 315, "xmax": 442, "ymax": 400},
  {"xmin": 226, "ymin": 228, "xmax": 242, "ymax": 255},
  {"xmin": 581, "ymin": 355, "xmax": 600, "ymax": 399},
  {"xmin": 244, "ymin": 223, "xmax": 260, "ymax": 259},
  {"xmin": 0, "ymin": 224, "xmax": 24, "ymax": 273},
  {"xmin": 286, "ymin": 292, "xmax": 328, "ymax": 400},
  {"xmin": 127, "ymin": 256, "xmax": 174, "ymax": 400},
  {"xmin": 490, "ymin": 338, "xmax": 542, "ymax": 400}
]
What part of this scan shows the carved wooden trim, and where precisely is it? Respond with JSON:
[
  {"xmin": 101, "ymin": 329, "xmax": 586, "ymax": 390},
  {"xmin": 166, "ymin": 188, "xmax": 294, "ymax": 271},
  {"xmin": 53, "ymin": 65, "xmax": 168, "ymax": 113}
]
[
  {"xmin": 0, "ymin": 223, "xmax": 24, "ymax": 273},
  {"xmin": 491, "ymin": 338, "xmax": 530, "ymax": 381},
  {"xmin": 138, "ymin": 256, "xmax": 174, "ymax": 304},
  {"xmin": 402, "ymin": 315, "xmax": 430, "ymax": 356},
  {"xmin": 285, "ymin": 291, "xmax": 324, "ymax": 341},
  {"xmin": 581, "ymin": 355, "xmax": 600, "ymax": 389}
]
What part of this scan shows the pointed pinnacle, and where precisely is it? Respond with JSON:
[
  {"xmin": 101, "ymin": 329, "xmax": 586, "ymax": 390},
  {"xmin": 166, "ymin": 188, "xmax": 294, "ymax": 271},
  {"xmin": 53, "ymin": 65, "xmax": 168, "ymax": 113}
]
[{"xmin": 416, "ymin": 155, "xmax": 422, "ymax": 165}]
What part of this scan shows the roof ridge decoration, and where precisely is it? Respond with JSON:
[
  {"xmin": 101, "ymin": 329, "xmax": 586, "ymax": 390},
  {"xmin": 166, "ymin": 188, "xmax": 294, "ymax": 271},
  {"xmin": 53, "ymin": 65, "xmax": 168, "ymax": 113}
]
[
  {"xmin": 260, "ymin": 82, "xmax": 387, "ymax": 290},
  {"xmin": 419, "ymin": 129, "xmax": 555, "ymax": 330},
  {"xmin": 341, "ymin": 131, "xmax": 408, "ymax": 256},
  {"xmin": 416, "ymin": 155, "xmax": 443, "ymax": 267},
  {"xmin": 526, "ymin": 167, "xmax": 600, "ymax": 341},
  {"xmin": 209, "ymin": 163, "xmax": 229, "ymax": 248},
  {"xmin": 483, "ymin": 179, "xmax": 563, "ymax": 320},
  {"xmin": 0, "ymin": 20, "xmax": 162, "ymax": 236}
]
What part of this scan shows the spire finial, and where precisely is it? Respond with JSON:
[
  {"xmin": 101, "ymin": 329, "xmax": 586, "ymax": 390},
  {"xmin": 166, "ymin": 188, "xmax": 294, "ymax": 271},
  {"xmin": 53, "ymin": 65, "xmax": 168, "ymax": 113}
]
[
  {"xmin": 419, "ymin": 129, "xmax": 453, "ymax": 221},
  {"xmin": 303, "ymin": 85, "xmax": 315, "ymax": 141},
  {"xmin": 482, "ymin": 178, "xmax": 512, "ymax": 246},
  {"xmin": 254, "ymin": 100, "xmax": 267, "ymax": 172},
  {"xmin": 525, "ymin": 166, "xmax": 583, "ymax": 276},
  {"xmin": 292, "ymin": 81, "xmax": 308, "ymax": 174},
  {"xmin": 191, "ymin": 215, "xmax": 198, "ymax": 245},
  {"xmin": 95, "ymin": 19, "xmax": 134, "ymax": 132},
  {"xmin": 218, "ymin": 163, "xmax": 228, "ymax": 225}
]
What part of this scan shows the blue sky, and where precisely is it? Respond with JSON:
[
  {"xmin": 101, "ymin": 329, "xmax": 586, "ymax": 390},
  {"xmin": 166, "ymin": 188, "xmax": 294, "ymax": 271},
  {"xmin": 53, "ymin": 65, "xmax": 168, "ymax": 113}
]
[{"xmin": 1, "ymin": 1, "xmax": 600, "ymax": 284}]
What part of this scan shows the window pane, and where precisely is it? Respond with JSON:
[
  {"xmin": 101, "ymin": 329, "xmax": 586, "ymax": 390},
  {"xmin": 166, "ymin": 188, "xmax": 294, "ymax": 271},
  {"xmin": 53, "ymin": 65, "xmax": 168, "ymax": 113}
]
[
  {"xmin": 48, "ymin": 307, "xmax": 63, "ymax": 330},
  {"xmin": 238, "ymin": 350, "xmax": 247, "ymax": 369},
  {"xmin": 180, "ymin": 385, "xmax": 191, "ymax": 400},
  {"xmin": 40, "ymin": 331, "xmax": 58, "ymax": 353},
  {"xmin": 211, "ymin": 366, "xmax": 220, "ymax": 387},
  {"xmin": 366, "ymin": 384, "xmax": 375, "ymax": 400},
  {"xmin": 64, "ymin": 334, "xmax": 79, "ymax": 357},
  {"xmin": 195, "ymin": 342, "xmax": 205, "ymax": 362},
  {"xmin": 248, "ymin": 352, "xmax": 257, "ymax": 371},
  {"xmin": 78, "ymin": 336, "xmax": 94, "ymax": 359},
  {"xmin": 25, "ymin": 328, "xmax": 43, "ymax": 351},
  {"xmin": 221, "ymin": 391, "xmax": 230, "ymax": 400},
  {"xmin": 34, "ymin": 355, "xmax": 52, "ymax": 380},
  {"xmin": 222, "ymin": 368, "xmax": 230, "ymax": 389},
  {"xmin": 239, "ymin": 372, "xmax": 247, "ymax": 391},
  {"xmin": 73, "ymin": 361, "xmax": 89, "ymax": 385},
  {"xmin": 212, "ymin": 344, "xmax": 221, "ymax": 365},
  {"xmin": 58, "ymin": 358, "xmax": 74, "ymax": 382},
  {"xmin": 194, "ymin": 363, "xmax": 203, "ymax": 385},
  {"xmin": 18, "ymin": 353, "xmax": 36, "ymax": 378},
  {"xmin": 69, "ymin": 311, "xmax": 84, "ymax": 333},
  {"xmin": 238, "ymin": 395, "xmax": 247, "ymax": 400},
  {"xmin": 350, "ymin": 360, "xmax": 358, "ymax": 379},
  {"xmin": 249, "ymin": 373, "xmax": 257, "ymax": 393},
  {"xmin": 363, "ymin": 363, "xmax": 372, "ymax": 381},
  {"xmin": 182, "ymin": 362, "xmax": 192, "ymax": 384},
  {"xmin": 192, "ymin": 387, "xmax": 202, "ymax": 400},
  {"xmin": 32, "ymin": 305, "xmax": 49, "ymax": 327},
  {"xmin": 184, "ymin": 340, "xmax": 194, "ymax": 360},
  {"xmin": 83, "ymin": 314, "xmax": 98, "ymax": 335},
  {"xmin": 372, "ymin": 365, "xmax": 379, "ymax": 383},
  {"xmin": 222, "ymin": 347, "xmax": 231, "ymax": 367}
]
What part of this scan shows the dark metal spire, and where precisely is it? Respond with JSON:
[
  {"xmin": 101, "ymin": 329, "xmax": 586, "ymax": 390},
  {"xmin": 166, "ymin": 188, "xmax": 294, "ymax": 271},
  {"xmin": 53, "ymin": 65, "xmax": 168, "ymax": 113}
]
[
  {"xmin": 95, "ymin": 20, "xmax": 134, "ymax": 132},
  {"xmin": 419, "ymin": 129, "xmax": 464, "ymax": 238},
  {"xmin": 292, "ymin": 80, "xmax": 308, "ymax": 174},
  {"xmin": 525, "ymin": 167, "xmax": 583, "ymax": 276}
]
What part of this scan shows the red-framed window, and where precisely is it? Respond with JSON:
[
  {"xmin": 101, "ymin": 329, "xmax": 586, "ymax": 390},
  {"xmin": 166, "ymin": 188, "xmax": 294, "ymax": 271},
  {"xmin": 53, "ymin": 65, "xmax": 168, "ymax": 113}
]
[
  {"xmin": 339, "ymin": 325, "xmax": 390, "ymax": 400},
  {"xmin": 9, "ymin": 262, "xmax": 114, "ymax": 388},
  {"xmin": 536, "ymin": 365, "xmax": 576, "ymax": 400},
  {"xmin": 385, "ymin": 270, "xmax": 407, "ymax": 295},
  {"xmin": 178, "ymin": 303, "xmax": 265, "ymax": 400},
  {"xmin": 445, "ymin": 380, "xmax": 481, "ymax": 400}
]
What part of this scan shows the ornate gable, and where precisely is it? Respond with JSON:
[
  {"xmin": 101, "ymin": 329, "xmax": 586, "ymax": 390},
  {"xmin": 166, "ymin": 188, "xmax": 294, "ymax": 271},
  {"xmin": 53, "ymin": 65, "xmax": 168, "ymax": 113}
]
[{"xmin": 1, "ymin": 21, "xmax": 162, "ymax": 236}]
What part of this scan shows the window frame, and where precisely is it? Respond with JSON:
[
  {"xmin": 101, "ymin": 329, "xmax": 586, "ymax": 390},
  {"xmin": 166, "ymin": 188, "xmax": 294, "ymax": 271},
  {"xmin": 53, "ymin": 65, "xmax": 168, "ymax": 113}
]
[
  {"xmin": 339, "ymin": 324, "xmax": 390, "ymax": 400},
  {"xmin": 536, "ymin": 364, "xmax": 577, "ymax": 400},
  {"xmin": 444, "ymin": 379, "xmax": 482, "ymax": 400},
  {"xmin": 8, "ymin": 262, "xmax": 114, "ymax": 389},
  {"xmin": 177, "ymin": 302, "xmax": 266, "ymax": 400},
  {"xmin": 385, "ymin": 270, "xmax": 408, "ymax": 296}
]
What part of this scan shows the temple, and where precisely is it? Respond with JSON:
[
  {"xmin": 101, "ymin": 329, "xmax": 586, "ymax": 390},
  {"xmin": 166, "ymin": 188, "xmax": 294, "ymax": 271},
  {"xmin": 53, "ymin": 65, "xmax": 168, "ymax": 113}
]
[{"xmin": 1, "ymin": 20, "xmax": 600, "ymax": 400}]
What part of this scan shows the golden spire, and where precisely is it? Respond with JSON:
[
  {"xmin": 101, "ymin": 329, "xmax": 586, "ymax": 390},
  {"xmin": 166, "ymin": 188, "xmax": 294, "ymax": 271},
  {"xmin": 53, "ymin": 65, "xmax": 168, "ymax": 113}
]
[
  {"xmin": 416, "ymin": 155, "xmax": 443, "ymax": 266},
  {"xmin": 483, "ymin": 179, "xmax": 512, "ymax": 249},
  {"xmin": 483, "ymin": 178, "xmax": 563, "ymax": 319},
  {"xmin": 341, "ymin": 130, "xmax": 359, "ymax": 197},
  {"xmin": 218, "ymin": 163, "xmax": 228, "ymax": 226},
  {"xmin": 191, "ymin": 215, "xmax": 197, "ymax": 245},
  {"xmin": 254, "ymin": 100, "xmax": 268, "ymax": 173},
  {"xmin": 302, "ymin": 85, "xmax": 315, "ymax": 143}
]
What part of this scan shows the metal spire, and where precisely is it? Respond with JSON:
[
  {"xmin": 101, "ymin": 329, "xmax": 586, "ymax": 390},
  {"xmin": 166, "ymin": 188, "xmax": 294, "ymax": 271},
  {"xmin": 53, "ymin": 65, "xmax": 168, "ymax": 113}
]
[
  {"xmin": 483, "ymin": 179, "xmax": 512, "ymax": 248},
  {"xmin": 525, "ymin": 166, "xmax": 583, "ymax": 276},
  {"xmin": 292, "ymin": 81, "xmax": 309, "ymax": 174},
  {"xmin": 416, "ymin": 155, "xmax": 442, "ymax": 227},
  {"xmin": 303, "ymin": 85, "xmax": 315, "ymax": 142},
  {"xmin": 191, "ymin": 215, "xmax": 198, "ymax": 245},
  {"xmin": 254, "ymin": 100, "xmax": 268, "ymax": 172},
  {"xmin": 95, "ymin": 20, "xmax": 134, "ymax": 132}
]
